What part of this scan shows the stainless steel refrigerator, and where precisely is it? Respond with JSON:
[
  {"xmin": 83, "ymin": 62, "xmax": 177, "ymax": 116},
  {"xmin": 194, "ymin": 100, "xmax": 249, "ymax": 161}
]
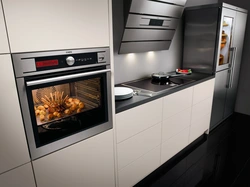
[{"xmin": 182, "ymin": 3, "xmax": 248, "ymax": 131}]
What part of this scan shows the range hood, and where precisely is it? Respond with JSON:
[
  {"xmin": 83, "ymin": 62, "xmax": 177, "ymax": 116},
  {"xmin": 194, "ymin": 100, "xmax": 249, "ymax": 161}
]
[{"xmin": 119, "ymin": 0, "xmax": 187, "ymax": 54}]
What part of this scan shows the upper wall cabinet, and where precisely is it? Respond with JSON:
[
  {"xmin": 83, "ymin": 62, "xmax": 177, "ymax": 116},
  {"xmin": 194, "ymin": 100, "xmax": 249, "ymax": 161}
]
[
  {"xmin": 0, "ymin": 2, "xmax": 9, "ymax": 54},
  {"xmin": 2, "ymin": 0, "xmax": 110, "ymax": 53}
]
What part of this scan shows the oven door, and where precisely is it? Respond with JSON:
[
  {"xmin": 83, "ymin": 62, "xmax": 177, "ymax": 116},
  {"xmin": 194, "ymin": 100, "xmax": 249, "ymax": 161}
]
[{"xmin": 16, "ymin": 67, "xmax": 112, "ymax": 160}]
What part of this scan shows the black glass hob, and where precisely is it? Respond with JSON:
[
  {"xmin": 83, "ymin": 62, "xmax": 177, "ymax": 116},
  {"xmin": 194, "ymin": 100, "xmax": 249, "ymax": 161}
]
[{"xmin": 122, "ymin": 77, "xmax": 195, "ymax": 93}]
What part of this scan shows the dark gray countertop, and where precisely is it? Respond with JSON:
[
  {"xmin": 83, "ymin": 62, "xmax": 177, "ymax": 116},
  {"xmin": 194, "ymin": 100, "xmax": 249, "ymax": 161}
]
[{"xmin": 115, "ymin": 72, "xmax": 215, "ymax": 114}]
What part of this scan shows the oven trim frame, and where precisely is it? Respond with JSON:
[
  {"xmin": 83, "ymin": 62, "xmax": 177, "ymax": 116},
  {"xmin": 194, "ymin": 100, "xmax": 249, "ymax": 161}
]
[
  {"xmin": 13, "ymin": 47, "xmax": 113, "ymax": 160},
  {"xmin": 16, "ymin": 70, "xmax": 113, "ymax": 160}
]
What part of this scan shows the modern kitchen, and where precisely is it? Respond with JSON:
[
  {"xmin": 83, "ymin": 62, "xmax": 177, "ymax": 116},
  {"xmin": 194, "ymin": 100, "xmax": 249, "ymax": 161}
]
[{"xmin": 0, "ymin": 0, "xmax": 250, "ymax": 187}]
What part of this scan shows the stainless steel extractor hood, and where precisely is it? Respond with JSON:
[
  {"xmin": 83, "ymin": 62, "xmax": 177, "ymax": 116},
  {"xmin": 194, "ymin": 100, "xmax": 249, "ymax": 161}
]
[{"xmin": 119, "ymin": 0, "xmax": 187, "ymax": 54}]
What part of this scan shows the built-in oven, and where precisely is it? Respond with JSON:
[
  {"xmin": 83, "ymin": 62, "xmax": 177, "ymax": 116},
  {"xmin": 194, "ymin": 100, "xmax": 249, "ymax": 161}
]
[{"xmin": 12, "ymin": 47, "xmax": 112, "ymax": 160}]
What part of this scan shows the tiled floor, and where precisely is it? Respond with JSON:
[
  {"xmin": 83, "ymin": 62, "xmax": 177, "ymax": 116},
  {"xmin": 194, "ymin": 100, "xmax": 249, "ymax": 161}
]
[{"xmin": 134, "ymin": 112, "xmax": 250, "ymax": 187}]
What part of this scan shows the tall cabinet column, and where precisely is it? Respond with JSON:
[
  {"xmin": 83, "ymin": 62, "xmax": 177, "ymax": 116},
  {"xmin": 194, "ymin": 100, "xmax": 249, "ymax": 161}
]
[{"xmin": 0, "ymin": 2, "xmax": 36, "ymax": 187}]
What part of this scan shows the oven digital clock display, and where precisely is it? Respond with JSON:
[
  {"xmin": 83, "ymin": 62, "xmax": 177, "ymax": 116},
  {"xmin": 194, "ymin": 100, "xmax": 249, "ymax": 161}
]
[{"xmin": 36, "ymin": 60, "xmax": 59, "ymax": 68}]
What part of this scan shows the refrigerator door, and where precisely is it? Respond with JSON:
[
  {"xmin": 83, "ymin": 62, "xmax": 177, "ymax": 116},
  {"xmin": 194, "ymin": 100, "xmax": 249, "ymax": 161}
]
[
  {"xmin": 182, "ymin": 6, "xmax": 220, "ymax": 74},
  {"xmin": 215, "ymin": 7, "xmax": 236, "ymax": 72},
  {"xmin": 224, "ymin": 11, "xmax": 248, "ymax": 117},
  {"xmin": 210, "ymin": 69, "xmax": 230, "ymax": 130}
]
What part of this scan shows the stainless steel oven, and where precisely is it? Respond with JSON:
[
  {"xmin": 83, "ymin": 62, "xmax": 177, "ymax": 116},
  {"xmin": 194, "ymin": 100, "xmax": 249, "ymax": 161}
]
[{"xmin": 12, "ymin": 47, "xmax": 112, "ymax": 160}]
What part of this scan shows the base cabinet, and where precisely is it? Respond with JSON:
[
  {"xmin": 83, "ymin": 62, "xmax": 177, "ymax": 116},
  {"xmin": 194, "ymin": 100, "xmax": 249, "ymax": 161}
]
[
  {"xmin": 189, "ymin": 79, "xmax": 215, "ymax": 143},
  {"xmin": 0, "ymin": 163, "xmax": 36, "ymax": 187},
  {"xmin": 115, "ymin": 78, "xmax": 215, "ymax": 187},
  {"xmin": 33, "ymin": 130, "xmax": 115, "ymax": 187}
]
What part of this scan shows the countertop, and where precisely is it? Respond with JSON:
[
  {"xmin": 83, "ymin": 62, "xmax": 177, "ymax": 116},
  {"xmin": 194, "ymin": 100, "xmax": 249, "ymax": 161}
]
[{"xmin": 115, "ymin": 72, "xmax": 215, "ymax": 114}]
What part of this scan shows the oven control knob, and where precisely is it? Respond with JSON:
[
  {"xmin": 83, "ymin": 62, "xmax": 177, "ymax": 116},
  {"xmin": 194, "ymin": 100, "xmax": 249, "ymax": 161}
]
[{"xmin": 66, "ymin": 56, "xmax": 75, "ymax": 66}]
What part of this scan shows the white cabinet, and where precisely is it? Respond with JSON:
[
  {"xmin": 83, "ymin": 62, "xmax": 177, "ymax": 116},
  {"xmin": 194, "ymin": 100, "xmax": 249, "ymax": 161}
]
[
  {"xmin": 0, "ymin": 163, "xmax": 36, "ymax": 187},
  {"xmin": 2, "ymin": 0, "xmax": 110, "ymax": 53},
  {"xmin": 115, "ymin": 79, "xmax": 215, "ymax": 186},
  {"xmin": 0, "ymin": 54, "xmax": 30, "ymax": 174},
  {"xmin": 161, "ymin": 87, "xmax": 193, "ymax": 164},
  {"xmin": 33, "ymin": 129, "xmax": 115, "ymax": 187},
  {"xmin": 116, "ymin": 98, "xmax": 163, "ymax": 143},
  {"xmin": 118, "ymin": 146, "xmax": 161, "ymax": 187},
  {"xmin": 0, "ymin": 2, "xmax": 9, "ymax": 54},
  {"xmin": 189, "ymin": 79, "xmax": 215, "ymax": 143},
  {"xmin": 161, "ymin": 127, "xmax": 190, "ymax": 164},
  {"xmin": 116, "ymin": 98, "xmax": 162, "ymax": 187}
]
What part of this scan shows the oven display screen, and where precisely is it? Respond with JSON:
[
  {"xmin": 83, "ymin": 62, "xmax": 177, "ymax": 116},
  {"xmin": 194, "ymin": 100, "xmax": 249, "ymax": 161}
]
[{"xmin": 36, "ymin": 60, "xmax": 59, "ymax": 68}]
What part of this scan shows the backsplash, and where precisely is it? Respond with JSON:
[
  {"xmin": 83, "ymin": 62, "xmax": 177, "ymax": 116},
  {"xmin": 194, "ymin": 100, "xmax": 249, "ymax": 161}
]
[{"xmin": 112, "ymin": 0, "xmax": 183, "ymax": 85}]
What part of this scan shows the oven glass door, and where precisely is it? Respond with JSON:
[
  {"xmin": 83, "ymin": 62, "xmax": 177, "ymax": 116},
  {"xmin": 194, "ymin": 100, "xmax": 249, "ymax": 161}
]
[{"xmin": 25, "ymin": 68, "xmax": 110, "ymax": 148}]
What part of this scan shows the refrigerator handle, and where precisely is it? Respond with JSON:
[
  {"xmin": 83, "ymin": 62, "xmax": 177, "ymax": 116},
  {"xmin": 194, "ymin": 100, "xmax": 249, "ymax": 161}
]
[{"xmin": 228, "ymin": 47, "xmax": 237, "ymax": 88}]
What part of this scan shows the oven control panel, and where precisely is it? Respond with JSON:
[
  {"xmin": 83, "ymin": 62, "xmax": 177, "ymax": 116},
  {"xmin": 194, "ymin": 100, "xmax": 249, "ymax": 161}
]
[
  {"xmin": 12, "ymin": 47, "xmax": 110, "ymax": 77},
  {"xmin": 66, "ymin": 56, "xmax": 75, "ymax": 66}
]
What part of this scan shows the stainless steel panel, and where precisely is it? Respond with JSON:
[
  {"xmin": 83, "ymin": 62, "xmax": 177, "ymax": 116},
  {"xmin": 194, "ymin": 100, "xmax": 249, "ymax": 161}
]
[
  {"xmin": 126, "ymin": 14, "xmax": 179, "ymax": 29},
  {"xmin": 26, "ymin": 69, "xmax": 111, "ymax": 86},
  {"xmin": 12, "ymin": 47, "xmax": 110, "ymax": 78},
  {"xmin": 16, "ymin": 71, "xmax": 113, "ymax": 160},
  {"xmin": 182, "ymin": 7, "xmax": 220, "ymax": 74},
  {"xmin": 156, "ymin": 0, "xmax": 187, "ymax": 6},
  {"xmin": 122, "ymin": 29, "xmax": 175, "ymax": 41},
  {"xmin": 224, "ymin": 11, "xmax": 247, "ymax": 117},
  {"xmin": 210, "ymin": 69, "xmax": 229, "ymax": 130},
  {"xmin": 119, "ymin": 41, "xmax": 171, "ymax": 54},
  {"xmin": 130, "ymin": 0, "xmax": 184, "ymax": 18}
]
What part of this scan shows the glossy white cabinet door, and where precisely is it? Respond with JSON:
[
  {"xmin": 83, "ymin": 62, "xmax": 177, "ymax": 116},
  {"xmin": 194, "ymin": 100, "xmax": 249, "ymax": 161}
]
[
  {"xmin": 161, "ymin": 127, "xmax": 189, "ymax": 164},
  {"xmin": 0, "ymin": 163, "xmax": 36, "ymax": 187},
  {"xmin": 0, "ymin": 2, "xmax": 9, "ymax": 53},
  {"xmin": 162, "ymin": 87, "xmax": 193, "ymax": 119},
  {"xmin": 2, "ymin": 0, "xmax": 110, "ymax": 53},
  {"xmin": 116, "ymin": 98, "xmax": 163, "ymax": 143},
  {"xmin": 33, "ymin": 130, "xmax": 115, "ymax": 187},
  {"xmin": 0, "ymin": 54, "xmax": 30, "ymax": 174},
  {"xmin": 117, "ymin": 123, "xmax": 161, "ymax": 170},
  {"xmin": 118, "ymin": 146, "xmax": 161, "ymax": 187}
]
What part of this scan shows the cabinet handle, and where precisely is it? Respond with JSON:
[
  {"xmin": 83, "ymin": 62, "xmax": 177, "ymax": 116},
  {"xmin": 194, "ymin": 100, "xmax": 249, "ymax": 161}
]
[
  {"xmin": 228, "ymin": 47, "xmax": 237, "ymax": 89},
  {"xmin": 26, "ymin": 69, "xmax": 111, "ymax": 87}
]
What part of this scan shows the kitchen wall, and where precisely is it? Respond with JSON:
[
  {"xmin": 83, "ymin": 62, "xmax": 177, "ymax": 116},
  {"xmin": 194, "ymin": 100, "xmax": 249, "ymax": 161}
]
[
  {"xmin": 112, "ymin": 0, "xmax": 183, "ymax": 84},
  {"xmin": 112, "ymin": 0, "xmax": 250, "ymax": 115},
  {"xmin": 112, "ymin": 0, "xmax": 219, "ymax": 85}
]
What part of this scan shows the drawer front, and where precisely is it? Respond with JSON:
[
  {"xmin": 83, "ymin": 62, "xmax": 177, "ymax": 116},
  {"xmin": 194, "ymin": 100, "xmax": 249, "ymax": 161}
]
[
  {"xmin": 161, "ymin": 127, "xmax": 189, "ymax": 164},
  {"xmin": 191, "ymin": 96, "xmax": 213, "ymax": 124},
  {"xmin": 126, "ymin": 14, "xmax": 179, "ymax": 29},
  {"xmin": 116, "ymin": 98, "xmax": 163, "ymax": 143},
  {"xmin": 163, "ymin": 87, "xmax": 193, "ymax": 120},
  {"xmin": 118, "ymin": 146, "xmax": 161, "ymax": 187},
  {"xmin": 193, "ymin": 79, "xmax": 215, "ymax": 105},
  {"xmin": 0, "ymin": 163, "xmax": 36, "ymax": 187},
  {"xmin": 130, "ymin": 0, "xmax": 184, "ymax": 18},
  {"xmin": 189, "ymin": 113, "xmax": 211, "ymax": 143},
  {"xmin": 162, "ymin": 107, "xmax": 191, "ymax": 143},
  {"xmin": 122, "ymin": 29, "xmax": 175, "ymax": 41},
  {"xmin": 117, "ymin": 123, "xmax": 161, "ymax": 170}
]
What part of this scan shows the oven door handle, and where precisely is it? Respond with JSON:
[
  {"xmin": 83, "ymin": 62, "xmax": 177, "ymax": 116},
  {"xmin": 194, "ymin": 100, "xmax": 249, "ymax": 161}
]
[{"xmin": 26, "ymin": 69, "xmax": 111, "ymax": 87}]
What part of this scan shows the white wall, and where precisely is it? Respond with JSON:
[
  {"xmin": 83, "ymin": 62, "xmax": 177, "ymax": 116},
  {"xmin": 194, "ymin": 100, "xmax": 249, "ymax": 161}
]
[{"xmin": 112, "ymin": 0, "xmax": 183, "ymax": 84}]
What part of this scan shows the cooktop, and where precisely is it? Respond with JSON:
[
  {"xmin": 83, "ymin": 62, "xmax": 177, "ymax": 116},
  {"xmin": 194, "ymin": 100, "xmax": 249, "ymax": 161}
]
[{"xmin": 122, "ymin": 77, "xmax": 195, "ymax": 93}]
